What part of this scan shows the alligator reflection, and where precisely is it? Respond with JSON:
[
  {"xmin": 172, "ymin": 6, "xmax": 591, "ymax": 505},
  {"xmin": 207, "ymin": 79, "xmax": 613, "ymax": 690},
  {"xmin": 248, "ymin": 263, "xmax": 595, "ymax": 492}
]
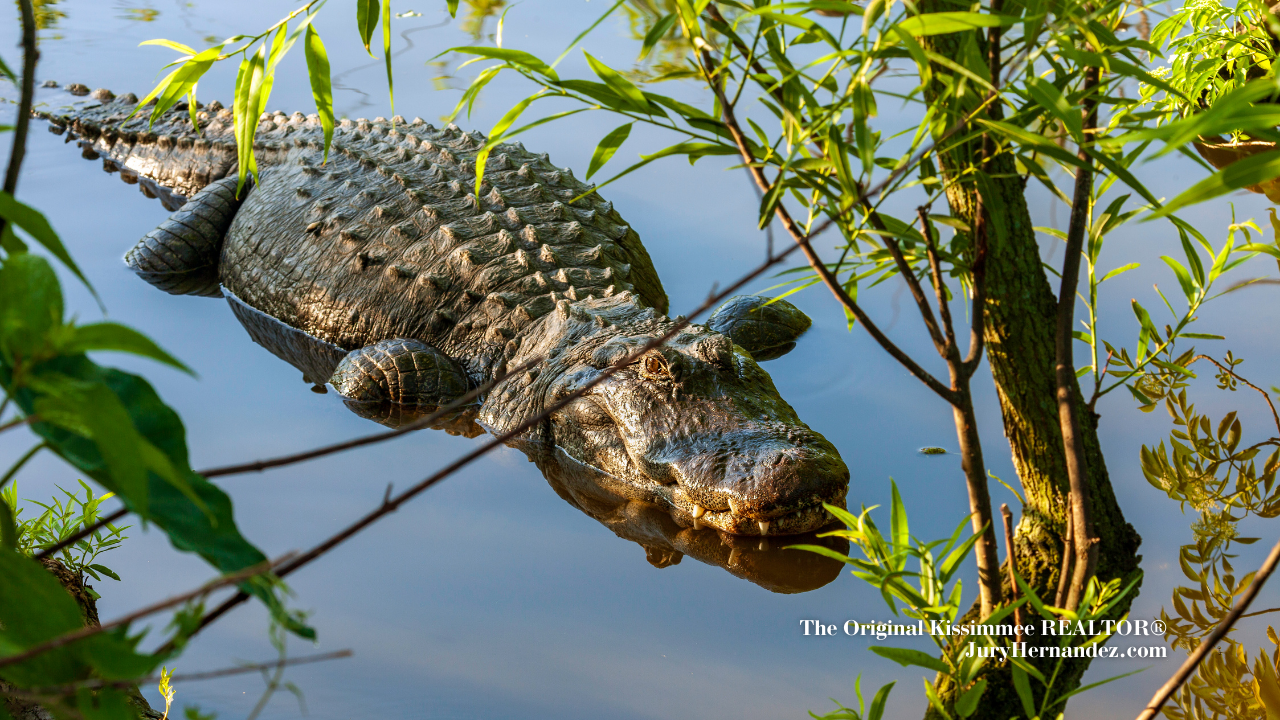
[{"xmin": 348, "ymin": 399, "xmax": 849, "ymax": 594}]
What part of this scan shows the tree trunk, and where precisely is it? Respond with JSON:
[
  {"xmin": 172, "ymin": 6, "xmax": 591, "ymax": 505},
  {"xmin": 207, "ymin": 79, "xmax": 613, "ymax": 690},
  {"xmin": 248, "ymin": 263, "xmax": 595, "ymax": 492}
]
[{"xmin": 915, "ymin": 22, "xmax": 1143, "ymax": 720}]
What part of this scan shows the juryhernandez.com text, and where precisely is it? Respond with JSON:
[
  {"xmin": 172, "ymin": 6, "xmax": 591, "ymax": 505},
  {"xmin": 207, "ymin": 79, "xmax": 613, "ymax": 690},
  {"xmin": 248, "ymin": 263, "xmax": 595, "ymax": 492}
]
[{"xmin": 798, "ymin": 619, "xmax": 1169, "ymax": 659}]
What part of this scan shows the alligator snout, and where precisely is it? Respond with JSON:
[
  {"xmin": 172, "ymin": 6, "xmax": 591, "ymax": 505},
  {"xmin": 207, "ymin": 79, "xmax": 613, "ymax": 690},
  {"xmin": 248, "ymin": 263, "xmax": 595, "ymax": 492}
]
[{"xmin": 650, "ymin": 426, "xmax": 848, "ymax": 536}]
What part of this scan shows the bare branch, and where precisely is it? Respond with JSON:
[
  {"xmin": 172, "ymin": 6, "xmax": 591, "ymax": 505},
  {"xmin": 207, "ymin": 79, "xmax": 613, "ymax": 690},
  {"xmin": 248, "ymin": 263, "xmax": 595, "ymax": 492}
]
[
  {"xmin": 1059, "ymin": 62, "xmax": 1101, "ymax": 612},
  {"xmin": 0, "ymin": 555, "xmax": 294, "ymax": 671},
  {"xmin": 3, "ymin": 651, "xmax": 353, "ymax": 698},
  {"xmin": 199, "ymin": 359, "xmax": 540, "ymax": 478},
  {"xmin": 2, "ymin": 0, "xmax": 37, "ymax": 204},
  {"xmin": 1191, "ymin": 354, "xmax": 1280, "ymax": 437}
]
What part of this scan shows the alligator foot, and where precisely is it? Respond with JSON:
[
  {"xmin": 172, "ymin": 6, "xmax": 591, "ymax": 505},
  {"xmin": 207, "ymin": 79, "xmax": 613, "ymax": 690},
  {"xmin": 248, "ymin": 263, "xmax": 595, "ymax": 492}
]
[
  {"xmin": 706, "ymin": 295, "xmax": 812, "ymax": 361},
  {"xmin": 330, "ymin": 338, "xmax": 470, "ymax": 406},
  {"xmin": 124, "ymin": 176, "xmax": 245, "ymax": 297}
]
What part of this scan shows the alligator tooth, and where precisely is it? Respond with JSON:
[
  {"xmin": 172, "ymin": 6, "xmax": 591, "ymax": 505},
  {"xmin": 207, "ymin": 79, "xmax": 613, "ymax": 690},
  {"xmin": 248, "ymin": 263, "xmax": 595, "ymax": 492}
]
[
  {"xmin": 727, "ymin": 497, "xmax": 740, "ymax": 515},
  {"xmin": 692, "ymin": 504, "xmax": 706, "ymax": 519},
  {"xmin": 727, "ymin": 548, "xmax": 740, "ymax": 566},
  {"xmin": 757, "ymin": 520, "xmax": 770, "ymax": 535}
]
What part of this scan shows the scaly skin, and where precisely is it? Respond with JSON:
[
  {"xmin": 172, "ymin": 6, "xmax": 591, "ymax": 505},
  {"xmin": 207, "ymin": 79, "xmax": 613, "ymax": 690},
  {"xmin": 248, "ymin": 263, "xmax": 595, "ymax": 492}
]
[{"xmin": 39, "ymin": 88, "xmax": 849, "ymax": 536}]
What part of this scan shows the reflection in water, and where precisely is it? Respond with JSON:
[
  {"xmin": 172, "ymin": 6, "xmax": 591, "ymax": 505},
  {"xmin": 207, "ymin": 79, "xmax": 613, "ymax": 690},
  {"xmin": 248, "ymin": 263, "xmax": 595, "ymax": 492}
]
[{"xmin": 227, "ymin": 290, "xmax": 847, "ymax": 593}]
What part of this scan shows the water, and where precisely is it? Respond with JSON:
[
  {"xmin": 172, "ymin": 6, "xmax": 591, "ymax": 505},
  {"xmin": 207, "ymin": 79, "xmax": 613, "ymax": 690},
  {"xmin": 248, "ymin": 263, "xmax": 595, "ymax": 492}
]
[{"xmin": 3, "ymin": 2, "xmax": 1280, "ymax": 718}]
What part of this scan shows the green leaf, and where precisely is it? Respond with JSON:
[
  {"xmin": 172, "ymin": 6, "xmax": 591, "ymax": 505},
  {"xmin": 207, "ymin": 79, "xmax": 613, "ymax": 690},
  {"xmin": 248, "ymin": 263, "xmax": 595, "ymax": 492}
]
[
  {"xmin": 0, "ymin": 253, "xmax": 62, "ymax": 359},
  {"xmin": 583, "ymin": 50, "xmax": 650, "ymax": 113},
  {"xmin": 447, "ymin": 0, "xmax": 459, "ymax": 17},
  {"xmin": 304, "ymin": 25, "xmax": 335, "ymax": 163},
  {"xmin": 67, "ymin": 322, "xmax": 193, "ymax": 375},
  {"xmin": 382, "ymin": 0, "xmax": 394, "ymax": 116},
  {"xmin": 231, "ymin": 51, "xmax": 258, "ymax": 197},
  {"xmin": 924, "ymin": 679, "xmax": 953, "ymax": 720},
  {"xmin": 890, "ymin": 479, "xmax": 908, "ymax": 559},
  {"xmin": 0, "ymin": 192, "xmax": 94, "ymax": 295},
  {"xmin": 869, "ymin": 646, "xmax": 949, "ymax": 674},
  {"xmin": 868, "ymin": 681, "xmax": 895, "ymax": 720},
  {"xmin": 357, "ymin": 0, "xmax": 380, "ymax": 55},
  {"xmin": 139, "ymin": 38, "xmax": 197, "ymax": 56},
  {"xmin": 0, "ymin": 497, "xmax": 15, "ymax": 551},
  {"xmin": 446, "ymin": 46, "xmax": 558, "ymax": 80},
  {"xmin": 1161, "ymin": 256, "xmax": 1196, "ymax": 302},
  {"xmin": 138, "ymin": 45, "xmax": 223, "ymax": 129},
  {"xmin": 2, "ymin": 356, "xmax": 313, "ymax": 640},
  {"xmin": 475, "ymin": 90, "xmax": 545, "ymax": 195},
  {"xmin": 1132, "ymin": 299, "xmax": 1157, "ymax": 337},
  {"xmin": 1100, "ymin": 262, "xmax": 1139, "ymax": 283},
  {"xmin": 1012, "ymin": 665, "xmax": 1036, "ymax": 717},
  {"xmin": 1151, "ymin": 149, "xmax": 1280, "ymax": 219},
  {"xmin": 955, "ymin": 679, "xmax": 987, "ymax": 718},
  {"xmin": 640, "ymin": 14, "xmax": 678, "ymax": 60},
  {"xmin": 896, "ymin": 12, "xmax": 1015, "ymax": 36},
  {"xmin": 1027, "ymin": 77, "xmax": 1082, "ymax": 144},
  {"xmin": 587, "ymin": 123, "xmax": 633, "ymax": 180},
  {"xmin": 89, "ymin": 563, "xmax": 121, "ymax": 581}
]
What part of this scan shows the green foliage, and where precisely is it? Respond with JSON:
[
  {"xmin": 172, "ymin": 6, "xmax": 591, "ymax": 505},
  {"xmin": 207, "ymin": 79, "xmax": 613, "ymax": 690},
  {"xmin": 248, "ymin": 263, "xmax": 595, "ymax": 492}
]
[
  {"xmin": 795, "ymin": 482, "xmax": 1142, "ymax": 717},
  {"xmin": 1139, "ymin": 352, "xmax": 1280, "ymax": 719},
  {"xmin": 1147, "ymin": 0, "xmax": 1277, "ymax": 125},
  {"xmin": 0, "ymin": 481, "xmax": 129, "ymax": 594},
  {"xmin": 0, "ymin": 189, "xmax": 311, "ymax": 711}
]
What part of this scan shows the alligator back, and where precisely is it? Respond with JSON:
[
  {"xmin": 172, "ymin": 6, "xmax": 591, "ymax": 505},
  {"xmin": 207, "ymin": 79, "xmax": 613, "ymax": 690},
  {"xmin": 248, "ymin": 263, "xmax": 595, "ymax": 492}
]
[
  {"xmin": 222, "ymin": 116, "xmax": 668, "ymax": 377},
  {"xmin": 40, "ymin": 96, "xmax": 669, "ymax": 377}
]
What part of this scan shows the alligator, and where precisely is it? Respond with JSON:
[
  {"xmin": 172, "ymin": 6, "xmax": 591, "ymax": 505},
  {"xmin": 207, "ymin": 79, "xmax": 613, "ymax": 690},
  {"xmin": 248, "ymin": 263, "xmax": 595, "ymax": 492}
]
[{"xmin": 36, "ymin": 86, "xmax": 850, "ymax": 536}]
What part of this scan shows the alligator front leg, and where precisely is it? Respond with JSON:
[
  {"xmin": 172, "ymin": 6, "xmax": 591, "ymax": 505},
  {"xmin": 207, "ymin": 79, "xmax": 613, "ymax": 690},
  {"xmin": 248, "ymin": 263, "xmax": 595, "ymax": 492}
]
[
  {"xmin": 707, "ymin": 295, "xmax": 812, "ymax": 361},
  {"xmin": 330, "ymin": 339, "xmax": 470, "ymax": 406},
  {"xmin": 123, "ymin": 175, "xmax": 244, "ymax": 297}
]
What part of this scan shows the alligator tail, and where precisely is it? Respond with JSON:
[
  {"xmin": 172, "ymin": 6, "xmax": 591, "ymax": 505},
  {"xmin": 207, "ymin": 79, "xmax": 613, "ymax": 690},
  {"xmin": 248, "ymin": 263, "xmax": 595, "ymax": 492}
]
[{"xmin": 35, "ymin": 85, "xmax": 320, "ymax": 209}]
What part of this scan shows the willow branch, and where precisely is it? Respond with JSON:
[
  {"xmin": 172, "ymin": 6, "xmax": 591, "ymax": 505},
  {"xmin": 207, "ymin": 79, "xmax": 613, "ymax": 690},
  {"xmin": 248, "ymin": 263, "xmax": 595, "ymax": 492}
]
[
  {"xmin": 1191, "ymin": 354, "xmax": 1280, "ymax": 436},
  {"xmin": 696, "ymin": 50, "xmax": 957, "ymax": 404},
  {"xmin": 918, "ymin": 208, "xmax": 959, "ymax": 359},
  {"xmin": 1059, "ymin": 61, "xmax": 1100, "ymax": 611},
  {"xmin": 1135, "ymin": 532, "xmax": 1280, "ymax": 720}
]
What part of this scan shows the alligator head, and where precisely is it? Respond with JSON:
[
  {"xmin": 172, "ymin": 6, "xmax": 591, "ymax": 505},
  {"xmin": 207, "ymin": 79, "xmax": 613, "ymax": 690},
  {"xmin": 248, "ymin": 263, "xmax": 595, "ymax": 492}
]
[{"xmin": 482, "ymin": 296, "xmax": 849, "ymax": 537}]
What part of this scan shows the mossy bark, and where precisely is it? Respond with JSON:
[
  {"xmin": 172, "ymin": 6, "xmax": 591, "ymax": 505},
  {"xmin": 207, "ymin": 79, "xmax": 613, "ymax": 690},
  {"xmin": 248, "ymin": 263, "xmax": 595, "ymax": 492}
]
[{"xmin": 916, "ymin": 17, "xmax": 1143, "ymax": 720}]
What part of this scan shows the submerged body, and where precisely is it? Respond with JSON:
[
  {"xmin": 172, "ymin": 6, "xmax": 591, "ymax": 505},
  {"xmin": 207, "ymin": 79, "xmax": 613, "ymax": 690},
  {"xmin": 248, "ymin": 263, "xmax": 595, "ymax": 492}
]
[{"xmin": 39, "ymin": 89, "xmax": 848, "ymax": 536}]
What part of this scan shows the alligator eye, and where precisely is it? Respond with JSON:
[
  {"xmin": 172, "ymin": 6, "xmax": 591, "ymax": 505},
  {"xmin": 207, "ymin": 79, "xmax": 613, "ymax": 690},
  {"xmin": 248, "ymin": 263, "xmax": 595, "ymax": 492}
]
[{"xmin": 640, "ymin": 353, "xmax": 671, "ymax": 381}]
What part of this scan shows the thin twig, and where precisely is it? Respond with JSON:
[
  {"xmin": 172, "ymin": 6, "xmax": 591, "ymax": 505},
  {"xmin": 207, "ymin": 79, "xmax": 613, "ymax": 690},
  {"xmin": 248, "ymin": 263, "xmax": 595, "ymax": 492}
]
[
  {"xmin": 199, "ymin": 359, "xmax": 539, "ymax": 478},
  {"xmin": 696, "ymin": 47, "xmax": 958, "ymax": 404},
  {"xmin": 0, "ymin": 555, "xmax": 293, "ymax": 671},
  {"xmin": 162, "ymin": 241, "xmax": 808, "ymax": 652},
  {"xmin": 4, "ymin": 651, "xmax": 353, "ymax": 698},
  {"xmin": 1001, "ymin": 503, "xmax": 1024, "ymax": 644},
  {"xmin": 1135, "ymin": 533, "xmax": 1280, "ymax": 720},
  {"xmin": 0, "ymin": 441, "xmax": 44, "ymax": 490},
  {"xmin": 2, "ymin": 0, "xmax": 37, "ymax": 209},
  {"xmin": 0, "ymin": 414, "xmax": 38, "ymax": 435},
  {"xmin": 1191, "ymin": 354, "xmax": 1280, "ymax": 436},
  {"xmin": 34, "ymin": 507, "xmax": 128, "ymax": 561}
]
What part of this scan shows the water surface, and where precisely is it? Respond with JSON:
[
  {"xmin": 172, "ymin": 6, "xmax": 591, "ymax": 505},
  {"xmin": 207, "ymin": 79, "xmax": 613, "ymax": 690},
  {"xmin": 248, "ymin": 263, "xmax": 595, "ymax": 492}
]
[{"xmin": 3, "ymin": 2, "xmax": 1280, "ymax": 718}]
